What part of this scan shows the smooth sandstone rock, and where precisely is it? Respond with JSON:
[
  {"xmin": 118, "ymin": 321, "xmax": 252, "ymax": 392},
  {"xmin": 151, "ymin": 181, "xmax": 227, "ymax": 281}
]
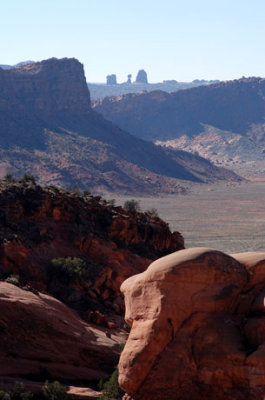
[
  {"xmin": 119, "ymin": 248, "xmax": 265, "ymax": 399},
  {"xmin": 0, "ymin": 282, "xmax": 120, "ymax": 382}
]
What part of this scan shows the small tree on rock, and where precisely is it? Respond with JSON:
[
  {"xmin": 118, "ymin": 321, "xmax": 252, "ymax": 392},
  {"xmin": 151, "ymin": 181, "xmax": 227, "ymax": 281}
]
[
  {"xmin": 21, "ymin": 173, "xmax": 36, "ymax": 185},
  {"xmin": 124, "ymin": 199, "xmax": 140, "ymax": 213}
]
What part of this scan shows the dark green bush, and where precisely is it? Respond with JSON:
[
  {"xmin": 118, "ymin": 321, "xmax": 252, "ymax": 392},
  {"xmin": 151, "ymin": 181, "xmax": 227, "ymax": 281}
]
[
  {"xmin": 50, "ymin": 257, "xmax": 87, "ymax": 283},
  {"xmin": 42, "ymin": 381, "xmax": 67, "ymax": 400},
  {"xmin": 100, "ymin": 369, "xmax": 124, "ymax": 400},
  {"xmin": 4, "ymin": 174, "xmax": 15, "ymax": 183},
  {"xmin": 119, "ymin": 342, "xmax": 126, "ymax": 353},
  {"xmin": 123, "ymin": 199, "xmax": 140, "ymax": 213},
  {"xmin": 0, "ymin": 390, "xmax": 9, "ymax": 400},
  {"xmin": 21, "ymin": 174, "xmax": 36, "ymax": 185},
  {"xmin": 8, "ymin": 382, "xmax": 32, "ymax": 400},
  {"xmin": 5, "ymin": 274, "xmax": 20, "ymax": 286}
]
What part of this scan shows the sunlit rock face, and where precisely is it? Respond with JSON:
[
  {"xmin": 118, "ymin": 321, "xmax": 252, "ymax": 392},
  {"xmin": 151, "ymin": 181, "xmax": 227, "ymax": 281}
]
[{"xmin": 119, "ymin": 248, "xmax": 265, "ymax": 400}]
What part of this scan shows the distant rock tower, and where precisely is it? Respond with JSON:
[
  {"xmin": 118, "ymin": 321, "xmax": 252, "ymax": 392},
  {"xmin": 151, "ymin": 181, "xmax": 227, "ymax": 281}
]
[
  {"xmin": 106, "ymin": 74, "xmax": 117, "ymax": 85},
  {"xmin": 136, "ymin": 69, "xmax": 148, "ymax": 84},
  {"xmin": 127, "ymin": 74, "xmax": 132, "ymax": 84}
]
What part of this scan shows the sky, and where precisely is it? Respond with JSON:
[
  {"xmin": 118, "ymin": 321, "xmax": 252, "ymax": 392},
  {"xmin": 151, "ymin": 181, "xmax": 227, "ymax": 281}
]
[{"xmin": 1, "ymin": 0, "xmax": 265, "ymax": 83}]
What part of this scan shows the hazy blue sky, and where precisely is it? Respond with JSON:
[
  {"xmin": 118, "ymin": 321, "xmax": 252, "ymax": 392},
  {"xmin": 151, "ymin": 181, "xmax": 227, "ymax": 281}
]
[{"xmin": 1, "ymin": 0, "xmax": 265, "ymax": 83}]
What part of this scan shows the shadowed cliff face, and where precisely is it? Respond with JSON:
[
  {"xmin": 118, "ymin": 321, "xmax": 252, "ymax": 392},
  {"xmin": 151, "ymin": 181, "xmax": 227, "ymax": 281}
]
[
  {"xmin": 119, "ymin": 248, "xmax": 265, "ymax": 400},
  {"xmin": 0, "ymin": 58, "xmax": 91, "ymax": 115},
  {"xmin": 0, "ymin": 57, "xmax": 91, "ymax": 150}
]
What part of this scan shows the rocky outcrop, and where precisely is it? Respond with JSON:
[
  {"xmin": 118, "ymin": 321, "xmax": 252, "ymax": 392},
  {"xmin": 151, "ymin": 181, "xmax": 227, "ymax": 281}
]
[
  {"xmin": 106, "ymin": 74, "xmax": 117, "ymax": 85},
  {"xmin": 135, "ymin": 70, "xmax": 148, "ymax": 84},
  {"xmin": 0, "ymin": 181, "xmax": 183, "ymax": 319},
  {"xmin": 0, "ymin": 282, "xmax": 120, "ymax": 383},
  {"xmin": 119, "ymin": 248, "xmax": 265, "ymax": 400},
  {"xmin": 0, "ymin": 181, "xmax": 184, "ymax": 387},
  {"xmin": 0, "ymin": 58, "xmax": 90, "ymax": 115}
]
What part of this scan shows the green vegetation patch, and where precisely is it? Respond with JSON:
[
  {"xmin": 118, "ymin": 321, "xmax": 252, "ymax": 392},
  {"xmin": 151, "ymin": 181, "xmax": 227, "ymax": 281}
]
[{"xmin": 50, "ymin": 257, "xmax": 88, "ymax": 284}]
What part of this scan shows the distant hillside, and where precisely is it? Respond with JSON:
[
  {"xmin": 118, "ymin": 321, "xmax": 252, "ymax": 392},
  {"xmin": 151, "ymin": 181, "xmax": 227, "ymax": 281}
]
[
  {"xmin": 93, "ymin": 78, "xmax": 265, "ymax": 178},
  {"xmin": 88, "ymin": 79, "xmax": 219, "ymax": 100},
  {"xmin": 0, "ymin": 58, "xmax": 241, "ymax": 193}
]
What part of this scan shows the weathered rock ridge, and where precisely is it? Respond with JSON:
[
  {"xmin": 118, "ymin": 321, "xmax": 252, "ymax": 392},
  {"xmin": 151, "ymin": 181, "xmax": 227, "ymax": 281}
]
[
  {"xmin": 0, "ymin": 181, "xmax": 184, "ymax": 387},
  {"xmin": 0, "ymin": 181, "xmax": 183, "ymax": 315},
  {"xmin": 119, "ymin": 248, "xmax": 265, "ymax": 400}
]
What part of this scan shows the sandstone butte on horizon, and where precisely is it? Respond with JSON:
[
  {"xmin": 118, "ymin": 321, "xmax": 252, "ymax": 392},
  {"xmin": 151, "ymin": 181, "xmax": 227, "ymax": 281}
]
[{"xmin": 119, "ymin": 247, "xmax": 265, "ymax": 400}]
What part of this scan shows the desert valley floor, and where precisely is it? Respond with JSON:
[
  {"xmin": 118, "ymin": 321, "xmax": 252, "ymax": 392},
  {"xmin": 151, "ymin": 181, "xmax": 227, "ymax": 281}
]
[{"xmin": 110, "ymin": 181, "xmax": 265, "ymax": 254}]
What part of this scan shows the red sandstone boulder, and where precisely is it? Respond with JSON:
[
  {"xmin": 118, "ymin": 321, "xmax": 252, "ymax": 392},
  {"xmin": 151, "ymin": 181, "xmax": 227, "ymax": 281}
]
[
  {"xmin": 119, "ymin": 248, "xmax": 265, "ymax": 400},
  {"xmin": 0, "ymin": 282, "xmax": 124, "ymax": 383}
]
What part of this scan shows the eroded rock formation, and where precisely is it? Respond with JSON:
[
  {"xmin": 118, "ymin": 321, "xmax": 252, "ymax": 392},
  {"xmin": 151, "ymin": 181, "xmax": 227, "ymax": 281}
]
[
  {"xmin": 0, "ymin": 181, "xmax": 184, "ymax": 388},
  {"xmin": 119, "ymin": 248, "xmax": 265, "ymax": 400},
  {"xmin": 0, "ymin": 182, "xmax": 183, "ymax": 316},
  {"xmin": 135, "ymin": 70, "xmax": 148, "ymax": 84},
  {"xmin": 106, "ymin": 74, "xmax": 117, "ymax": 85}
]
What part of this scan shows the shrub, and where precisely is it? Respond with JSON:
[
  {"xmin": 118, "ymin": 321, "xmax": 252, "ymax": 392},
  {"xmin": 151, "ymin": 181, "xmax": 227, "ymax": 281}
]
[
  {"xmin": 100, "ymin": 369, "xmax": 124, "ymax": 400},
  {"xmin": 0, "ymin": 391, "xmax": 10, "ymax": 400},
  {"xmin": 4, "ymin": 174, "xmax": 15, "ymax": 183},
  {"xmin": 9, "ymin": 382, "xmax": 33, "ymax": 400},
  {"xmin": 20, "ymin": 174, "xmax": 36, "ymax": 185},
  {"xmin": 123, "ymin": 199, "xmax": 140, "ymax": 213},
  {"xmin": 146, "ymin": 208, "xmax": 159, "ymax": 218},
  {"xmin": 119, "ymin": 342, "xmax": 126, "ymax": 353},
  {"xmin": 5, "ymin": 274, "xmax": 20, "ymax": 286},
  {"xmin": 50, "ymin": 257, "xmax": 87, "ymax": 283},
  {"xmin": 42, "ymin": 381, "xmax": 67, "ymax": 400}
]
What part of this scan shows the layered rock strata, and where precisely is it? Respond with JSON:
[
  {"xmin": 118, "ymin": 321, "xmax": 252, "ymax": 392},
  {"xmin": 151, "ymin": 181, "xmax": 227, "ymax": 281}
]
[{"xmin": 119, "ymin": 248, "xmax": 265, "ymax": 400}]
